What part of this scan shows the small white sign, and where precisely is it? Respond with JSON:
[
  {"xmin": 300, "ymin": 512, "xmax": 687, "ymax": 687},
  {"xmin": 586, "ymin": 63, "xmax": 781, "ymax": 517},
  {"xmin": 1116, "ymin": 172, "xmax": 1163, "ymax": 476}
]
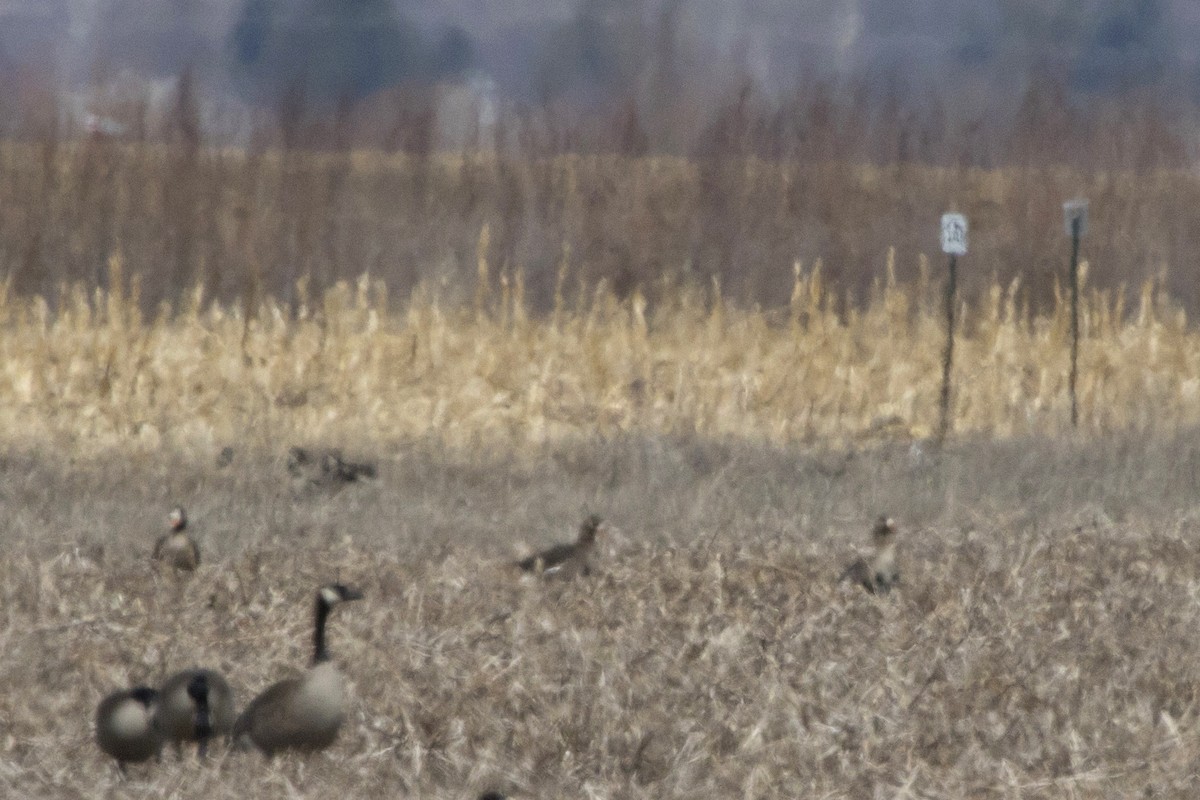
[
  {"xmin": 940, "ymin": 213, "xmax": 968, "ymax": 256},
  {"xmin": 1063, "ymin": 200, "xmax": 1089, "ymax": 237}
]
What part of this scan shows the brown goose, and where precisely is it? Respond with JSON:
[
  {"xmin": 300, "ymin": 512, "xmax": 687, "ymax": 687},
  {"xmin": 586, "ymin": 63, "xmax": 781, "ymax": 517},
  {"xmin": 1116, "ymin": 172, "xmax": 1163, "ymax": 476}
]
[
  {"xmin": 516, "ymin": 514, "xmax": 608, "ymax": 577},
  {"xmin": 232, "ymin": 584, "xmax": 364, "ymax": 756},
  {"xmin": 95, "ymin": 686, "xmax": 162, "ymax": 774},
  {"xmin": 287, "ymin": 447, "xmax": 377, "ymax": 495},
  {"xmin": 156, "ymin": 668, "xmax": 236, "ymax": 757},
  {"xmin": 153, "ymin": 506, "xmax": 199, "ymax": 572},
  {"xmin": 839, "ymin": 516, "xmax": 900, "ymax": 595}
]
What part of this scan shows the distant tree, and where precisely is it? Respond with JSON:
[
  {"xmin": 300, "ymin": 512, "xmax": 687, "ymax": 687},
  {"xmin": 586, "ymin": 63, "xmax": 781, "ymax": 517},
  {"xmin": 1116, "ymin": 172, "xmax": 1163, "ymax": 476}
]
[
  {"xmin": 231, "ymin": 0, "xmax": 274, "ymax": 67},
  {"xmin": 535, "ymin": 0, "xmax": 645, "ymax": 102},
  {"xmin": 228, "ymin": 0, "xmax": 467, "ymax": 107},
  {"xmin": 165, "ymin": 65, "xmax": 201, "ymax": 150},
  {"xmin": 1072, "ymin": 0, "xmax": 1169, "ymax": 92},
  {"xmin": 92, "ymin": 0, "xmax": 213, "ymax": 77},
  {"xmin": 988, "ymin": 0, "xmax": 1171, "ymax": 93}
]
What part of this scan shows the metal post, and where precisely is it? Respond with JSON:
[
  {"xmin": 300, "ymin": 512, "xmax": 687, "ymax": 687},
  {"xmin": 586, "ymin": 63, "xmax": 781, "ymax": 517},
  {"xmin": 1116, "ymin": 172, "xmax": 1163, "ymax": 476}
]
[
  {"xmin": 937, "ymin": 253, "xmax": 957, "ymax": 444},
  {"xmin": 1068, "ymin": 217, "xmax": 1081, "ymax": 428},
  {"xmin": 937, "ymin": 212, "xmax": 967, "ymax": 445}
]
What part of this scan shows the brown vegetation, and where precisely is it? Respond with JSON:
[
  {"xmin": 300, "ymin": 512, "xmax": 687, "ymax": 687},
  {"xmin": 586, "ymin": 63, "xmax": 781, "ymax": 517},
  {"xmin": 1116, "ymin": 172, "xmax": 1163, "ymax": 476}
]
[
  {"xmin": 4, "ymin": 433, "xmax": 1200, "ymax": 798},
  {"xmin": 1, "ymin": 133, "xmax": 1198, "ymax": 317},
  {"xmin": 1, "ymin": 258, "xmax": 1197, "ymax": 453},
  {"xmin": 2, "ymin": 69, "xmax": 1198, "ymax": 799}
]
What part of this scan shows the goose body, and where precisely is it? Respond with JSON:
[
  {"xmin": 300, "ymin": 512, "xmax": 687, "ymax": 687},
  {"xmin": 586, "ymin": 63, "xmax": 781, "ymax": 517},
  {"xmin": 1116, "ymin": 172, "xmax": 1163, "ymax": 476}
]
[
  {"xmin": 153, "ymin": 507, "xmax": 199, "ymax": 571},
  {"xmin": 156, "ymin": 669, "xmax": 235, "ymax": 755},
  {"xmin": 95, "ymin": 686, "xmax": 162, "ymax": 771},
  {"xmin": 839, "ymin": 516, "xmax": 900, "ymax": 595},
  {"xmin": 235, "ymin": 662, "xmax": 346, "ymax": 754},
  {"xmin": 517, "ymin": 514, "xmax": 607, "ymax": 577},
  {"xmin": 288, "ymin": 447, "xmax": 376, "ymax": 495},
  {"xmin": 233, "ymin": 584, "xmax": 363, "ymax": 756}
]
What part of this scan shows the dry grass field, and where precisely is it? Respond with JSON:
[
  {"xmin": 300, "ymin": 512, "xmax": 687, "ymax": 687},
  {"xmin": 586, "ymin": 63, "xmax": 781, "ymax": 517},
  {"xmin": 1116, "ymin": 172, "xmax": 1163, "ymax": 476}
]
[
  {"xmin": 2, "ymin": 261, "xmax": 1200, "ymax": 456},
  {"xmin": 5, "ymin": 139, "xmax": 1200, "ymax": 796},
  {"xmin": 4, "ymin": 432, "xmax": 1200, "ymax": 799}
]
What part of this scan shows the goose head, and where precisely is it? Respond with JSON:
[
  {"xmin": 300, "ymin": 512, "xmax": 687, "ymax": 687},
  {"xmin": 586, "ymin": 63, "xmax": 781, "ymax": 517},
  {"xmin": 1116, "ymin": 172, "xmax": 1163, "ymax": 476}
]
[
  {"xmin": 872, "ymin": 516, "xmax": 897, "ymax": 546},
  {"xmin": 577, "ymin": 514, "xmax": 606, "ymax": 546}
]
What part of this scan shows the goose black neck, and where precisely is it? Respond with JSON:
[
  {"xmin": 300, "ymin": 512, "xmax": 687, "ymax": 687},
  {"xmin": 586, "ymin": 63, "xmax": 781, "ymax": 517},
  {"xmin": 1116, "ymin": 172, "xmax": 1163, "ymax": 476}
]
[
  {"xmin": 313, "ymin": 595, "xmax": 332, "ymax": 664},
  {"xmin": 187, "ymin": 675, "xmax": 211, "ymax": 736},
  {"xmin": 193, "ymin": 702, "xmax": 212, "ymax": 739}
]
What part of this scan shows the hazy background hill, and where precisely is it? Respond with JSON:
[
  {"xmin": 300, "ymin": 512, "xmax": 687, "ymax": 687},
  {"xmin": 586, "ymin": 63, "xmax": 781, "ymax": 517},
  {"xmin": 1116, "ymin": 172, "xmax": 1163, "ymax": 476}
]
[
  {"xmin": 2, "ymin": 0, "xmax": 1199, "ymax": 157},
  {"xmin": 1, "ymin": 2, "xmax": 1199, "ymax": 316}
]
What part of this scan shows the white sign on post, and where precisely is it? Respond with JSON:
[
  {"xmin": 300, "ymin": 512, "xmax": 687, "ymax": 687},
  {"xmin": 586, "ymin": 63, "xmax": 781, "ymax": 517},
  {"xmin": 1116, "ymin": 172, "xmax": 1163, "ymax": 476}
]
[
  {"xmin": 1063, "ymin": 200, "xmax": 1089, "ymax": 237},
  {"xmin": 940, "ymin": 213, "xmax": 968, "ymax": 256}
]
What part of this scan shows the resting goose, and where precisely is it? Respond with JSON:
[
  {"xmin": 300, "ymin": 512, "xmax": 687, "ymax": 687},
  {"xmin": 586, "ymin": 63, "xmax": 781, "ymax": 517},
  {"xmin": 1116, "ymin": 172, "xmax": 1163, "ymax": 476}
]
[
  {"xmin": 95, "ymin": 686, "xmax": 162, "ymax": 774},
  {"xmin": 516, "ymin": 514, "xmax": 608, "ymax": 578},
  {"xmin": 156, "ymin": 668, "xmax": 236, "ymax": 757},
  {"xmin": 287, "ymin": 447, "xmax": 377, "ymax": 495}
]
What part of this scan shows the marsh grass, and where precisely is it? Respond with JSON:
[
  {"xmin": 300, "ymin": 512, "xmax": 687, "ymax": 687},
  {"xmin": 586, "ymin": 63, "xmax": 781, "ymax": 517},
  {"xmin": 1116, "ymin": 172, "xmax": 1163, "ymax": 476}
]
[
  {"xmin": 4, "ymin": 434, "xmax": 1200, "ymax": 798},
  {"xmin": 3, "ymin": 136, "xmax": 1199, "ymax": 315},
  {"xmin": 0, "ymin": 254, "xmax": 1197, "ymax": 455}
]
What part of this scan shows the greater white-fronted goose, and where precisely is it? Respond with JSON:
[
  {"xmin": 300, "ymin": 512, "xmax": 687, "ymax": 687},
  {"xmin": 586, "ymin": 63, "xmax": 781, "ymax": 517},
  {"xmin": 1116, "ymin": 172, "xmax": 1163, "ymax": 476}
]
[
  {"xmin": 153, "ymin": 506, "xmax": 199, "ymax": 572},
  {"xmin": 516, "ymin": 514, "xmax": 608, "ymax": 577}
]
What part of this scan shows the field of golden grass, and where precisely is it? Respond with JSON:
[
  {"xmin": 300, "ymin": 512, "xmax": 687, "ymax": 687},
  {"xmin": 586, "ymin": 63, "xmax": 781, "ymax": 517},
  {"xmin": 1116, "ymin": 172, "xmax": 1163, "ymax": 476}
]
[
  {"xmin": 1, "ymin": 254, "xmax": 1198, "ymax": 456},
  {"xmin": 4, "ymin": 433, "xmax": 1200, "ymax": 799},
  {"xmin": 5, "ymin": 234, "xmax": 1200, "ymax": 797}
]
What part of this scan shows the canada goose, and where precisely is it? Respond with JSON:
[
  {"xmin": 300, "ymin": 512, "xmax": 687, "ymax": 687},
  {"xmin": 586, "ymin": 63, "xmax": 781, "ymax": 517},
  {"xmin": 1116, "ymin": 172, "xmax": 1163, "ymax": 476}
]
[
  {"xmin": 95, "ymin": 686, "xmax": 162, "ymax": 774},
  {"xmin": 232, "ymin": 584, "xmax": 364, "ymax": 756},
  {"xmin": 153, "ymin": 506, "xmax": 199, "ymax": 572},
  {"xmin": 839, "ymin": 516, "xmax": 900, "ymax": 595},
  {"xmin": 287, "ymin": 447, "xmax": 377, "ymax": 495},
  {"xmin": 516, "ymin": 514, "xmax": 608, "ymax": 577},
  {"xmin": 156, "ymin": 668, "xmax": 236, "ymax": 757}
]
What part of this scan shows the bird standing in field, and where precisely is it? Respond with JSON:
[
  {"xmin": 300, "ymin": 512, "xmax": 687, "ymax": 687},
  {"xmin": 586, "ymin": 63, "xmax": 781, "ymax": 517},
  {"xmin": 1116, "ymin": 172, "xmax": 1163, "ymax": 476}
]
[
  {"xmin": 232, "ymin": 584, "xmax": 364, "ymax": 756},
  {"xmin": 156, "ymin": 668, "xmax": 236, "ymax": 757},
  {"xmin": 95, "ymin": 686, "xmax": 162, "ymax": 775},
  {"xmin": 153, "ymin": 506, "xmax": 199, "ymax": 572},
  {"xmin": 287, "ymin": 447, "xmax": 377, "ymax": 496},
  {"xmin": 839, "ymin": 516, "xmax": 900, "ymax": 595},
  {"xmin": 516, "ymin": 514, "xmax": 609, "ymax": 578}
]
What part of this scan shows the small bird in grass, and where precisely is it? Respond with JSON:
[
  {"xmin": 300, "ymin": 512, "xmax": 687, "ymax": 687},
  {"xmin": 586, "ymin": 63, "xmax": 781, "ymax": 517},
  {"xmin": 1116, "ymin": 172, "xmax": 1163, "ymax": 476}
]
[
  {"xmin": 516, "ymin": 514, "xmax": 609, "ymax": 578},
  {"xmin": 839, "ymin": 515, "xmax": 900, "ymax": 595},
  {"xmin": 153, "ymin": 506, "xmax": 199, "ymax": 572},
  {"xmin": 95, "ymin": 686, "xmax": 162, "ymax": 775},
  {"xmin": 215, "ymin": 446, "xmax": 235, "ymax": 469},
  {"xmin": 288, "ymin": 447, "xmax": 377, "ymax": 495}
]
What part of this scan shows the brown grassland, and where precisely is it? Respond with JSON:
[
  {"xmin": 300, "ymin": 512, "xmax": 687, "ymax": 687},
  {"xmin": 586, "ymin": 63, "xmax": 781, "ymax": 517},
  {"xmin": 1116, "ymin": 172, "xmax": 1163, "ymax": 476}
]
[
  {"xmin": 5, "ymin": 432, "xmax": 1200, "ymax": 798},
  {"xmin": 3, "ymin": 270, "xmax": 1200, "ymax": 798},
  {"xmin": 5, "ymin": 140, "xmax": 1200, "ymax": 797},
  {"xmin": 2, "ymin": 253, "xmax": 1200, "ymax": 454}
]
